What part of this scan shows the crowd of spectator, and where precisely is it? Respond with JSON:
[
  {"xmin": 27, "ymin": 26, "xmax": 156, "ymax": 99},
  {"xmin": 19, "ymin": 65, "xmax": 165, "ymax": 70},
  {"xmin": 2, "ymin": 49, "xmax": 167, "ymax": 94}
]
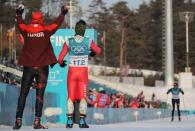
[
  {"xmin": 0, "ymin": 57, "xmax": 22, "ymax": 86},
  {"xmin": 0, "ymin": 70, "xmax": 39, "ymax": 89},
  {"xmin": 0, "ymin": 57, "xmax": 23, "ymax": 71},
  {"xmin": 87, "ymin": 88, "xmax": 162, "ymax": 109},
  {"xmin": 0, "ymin": 71, "xmax": 20, "ymax": 86},
  {"xmin": 0, "ymin": 57, "xmax": 37, "ymax": 88}
]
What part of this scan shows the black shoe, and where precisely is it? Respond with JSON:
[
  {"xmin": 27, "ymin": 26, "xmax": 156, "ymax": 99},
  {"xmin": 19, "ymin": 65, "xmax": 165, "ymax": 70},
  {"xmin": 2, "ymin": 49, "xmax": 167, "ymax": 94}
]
[
  {"xmin": 33, "ymin": 117, "xmax": 48, "ymax": 129},
  {"xmin": 171, "ymin": 117, "xmax": 174, "ymax": 122},
  {"xmin": 66, "ymin": 124, "xmax": 73, "ymax": 128},
  {"xmin": 13, "ymin": 118, "xmax": 22, "ymax": 130},
  {"xmin": 79, "ymin": 123, "xmax": 89, "ymax": 128},
  {"xmin": 79, "ymin": 115, "xmax": 89, "ymax": 128},
  {"xmin": 179, "ymin": 117, "xmax": 181, "ymax": 121},
  {"xmin": 66, "ymin": 115, "xmax": 73, "ymax": 128}
]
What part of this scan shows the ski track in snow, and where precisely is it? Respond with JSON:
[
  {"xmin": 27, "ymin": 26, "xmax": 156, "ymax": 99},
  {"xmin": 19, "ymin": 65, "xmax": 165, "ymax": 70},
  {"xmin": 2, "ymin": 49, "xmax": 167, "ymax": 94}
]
[{"xmin": 1, "ymin": 116, "xmax": 195, "ymax": 131}]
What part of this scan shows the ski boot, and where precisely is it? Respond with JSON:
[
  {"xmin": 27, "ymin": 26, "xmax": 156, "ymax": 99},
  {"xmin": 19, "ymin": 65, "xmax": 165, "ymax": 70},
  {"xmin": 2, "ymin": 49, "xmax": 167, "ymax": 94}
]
[
  {"xmin": 66, "ymin": 114, "xmax": 73, "ymax": 128},
  {"xmin": 171, "ymin": 117, "xmax": 174, "ymax": 122},
  {"xmin": 13, "ymin": 118, "xmax": 22, "ymax": 130},
  {"xmin": 79, "ymin": 114, "xmax": 89, "ymax": 128},
  {"xmin": 33, "ymin": 117, "xmax": 48, "ymax": 129},
  {"xmin": 179, "ymin": 117, "xmax": 181, "ymax": 122}
]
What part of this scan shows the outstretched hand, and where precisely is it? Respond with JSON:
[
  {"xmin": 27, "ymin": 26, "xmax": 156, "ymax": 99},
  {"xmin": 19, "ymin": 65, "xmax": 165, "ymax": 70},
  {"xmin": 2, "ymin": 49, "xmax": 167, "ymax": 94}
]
[
  {"xmin": 16, "ymin": 4, "xmax": 24, "ymax": 15},
  {"xmin": 61, "ymin": 5, "xmax": 68, "ymax": 15}
]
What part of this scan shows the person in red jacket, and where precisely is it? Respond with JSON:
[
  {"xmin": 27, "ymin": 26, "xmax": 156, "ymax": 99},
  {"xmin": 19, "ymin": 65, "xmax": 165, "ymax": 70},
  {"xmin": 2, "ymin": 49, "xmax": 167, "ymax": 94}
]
[
  {"xmin": 129, "ymin": 98, "xmax": 139, "ymax": 109},
  {"xmin": 58, "ymin": 20, "xmax": 101, "ymax": 128},
  {"xmin": 13, "ymin": 4, "xmax": 68, "ymax": 130},
  {"xmin": 90, "ymin": 87, "xmax": 110, "ymax": 108}
]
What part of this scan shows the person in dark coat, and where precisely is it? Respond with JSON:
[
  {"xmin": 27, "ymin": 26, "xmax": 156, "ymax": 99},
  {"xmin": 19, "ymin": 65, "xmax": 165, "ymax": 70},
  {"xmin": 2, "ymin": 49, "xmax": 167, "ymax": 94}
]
[{"xmin": 13, "ymin": 4, "xmax": 68, "ymax": 129}]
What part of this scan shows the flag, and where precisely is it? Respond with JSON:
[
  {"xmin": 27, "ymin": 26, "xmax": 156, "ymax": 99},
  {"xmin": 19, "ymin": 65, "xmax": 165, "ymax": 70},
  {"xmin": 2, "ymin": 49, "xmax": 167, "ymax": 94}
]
[{"xmin": 100, "ymin": 32, "xmax": 105, "ymax": 42}]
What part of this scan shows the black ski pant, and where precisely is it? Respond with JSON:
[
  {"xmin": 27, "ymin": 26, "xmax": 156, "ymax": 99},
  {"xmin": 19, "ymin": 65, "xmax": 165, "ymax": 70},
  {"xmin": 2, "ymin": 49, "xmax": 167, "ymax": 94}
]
[
  {"xmin": 15, "ymin": 66, "xmax": 49, "ymax": 118},
  {"xmin": 171, "ymin": 99, "xmax": 181, "ymax": 118}
]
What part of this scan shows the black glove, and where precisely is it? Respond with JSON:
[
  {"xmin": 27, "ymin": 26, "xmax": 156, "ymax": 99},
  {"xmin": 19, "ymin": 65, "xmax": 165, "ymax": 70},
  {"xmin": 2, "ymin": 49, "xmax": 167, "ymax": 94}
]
[
  {"xmin": 61, "ymin": 5, "xmax": 68, "ymax": 15},
  {"xmin": 16, "ymin": 4, "xmax": 24, "ymax": 15},
  {"xmin": 89, "ymin": 50, "xmax": 96, "ymax": 57},
  {"xmin": 50, "ymin": 63, "xmax": 57, "ymax": 68},
  {"xmin": 60, "ymin": 60, "xmax": 67, "ymax": 67}
]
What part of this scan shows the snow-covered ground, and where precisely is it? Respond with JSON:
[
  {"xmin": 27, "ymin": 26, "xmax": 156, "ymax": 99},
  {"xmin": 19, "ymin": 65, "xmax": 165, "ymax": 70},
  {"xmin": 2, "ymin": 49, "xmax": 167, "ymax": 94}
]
[{"xmin": 1, "ymin": 116, "xmax": 195, "ymax": 131}]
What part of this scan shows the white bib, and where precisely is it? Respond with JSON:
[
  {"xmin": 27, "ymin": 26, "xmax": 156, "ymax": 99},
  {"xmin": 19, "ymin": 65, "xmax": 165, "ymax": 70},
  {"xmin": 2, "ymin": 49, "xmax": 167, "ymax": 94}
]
[{"xmin": 69, "ymin": 55, "xmax": 88, "ymax": 67}]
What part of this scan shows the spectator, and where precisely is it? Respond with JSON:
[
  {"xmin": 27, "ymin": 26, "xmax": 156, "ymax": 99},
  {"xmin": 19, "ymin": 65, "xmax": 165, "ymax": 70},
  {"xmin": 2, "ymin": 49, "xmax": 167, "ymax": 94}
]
[
  {"xmin": 115, "ymin": 93, "xmax": 125, "ymax": 108},
  {"xmin": 137, "ymin": 91, "xmax": 145, "ymax": 108},
  {"xmin": 109, "ymin": 94, "xmax": 117, "ymax": 108},
  {"xmin": 137, "ymin": 91, "xmax": 145, "ymax": 102},
  {"xmin": 129, "ymin": 98, "xmax": 139, "ymax": 109},
  {"xmin": 124, "ymin": 98, "xmax": 130, "ymax": 108},
  {"xmin": 90, "ymin": 88, "xmax": 98, "ymax": 101},
  {"xmin": 151, "ymin": 93, "xmax": 156, "ymax": 102},
  {"xmin": 0, "ymin": 73, "xmax": 3, "ymax": 82},
  {"xmin": 90, "ymin": 87, "xmax": 110, "ymax": 108},
  {"xmin": 87, "ymin": 88, "xmax": 97, "ymax": 107}
]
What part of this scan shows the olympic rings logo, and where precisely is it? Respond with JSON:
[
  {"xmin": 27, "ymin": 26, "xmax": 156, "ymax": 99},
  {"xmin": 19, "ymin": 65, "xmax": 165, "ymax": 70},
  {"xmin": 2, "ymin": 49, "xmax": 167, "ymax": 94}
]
[{"xmin": 70, "ymin": 45, "xmax": 88, "ymax": 54}]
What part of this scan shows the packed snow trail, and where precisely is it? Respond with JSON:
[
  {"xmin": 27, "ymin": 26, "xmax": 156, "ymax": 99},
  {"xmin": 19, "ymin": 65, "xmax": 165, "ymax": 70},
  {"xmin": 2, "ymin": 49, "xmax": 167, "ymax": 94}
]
[{"xmin": 1, "ymin": 116, "xmax": 195, "ymax": 131}]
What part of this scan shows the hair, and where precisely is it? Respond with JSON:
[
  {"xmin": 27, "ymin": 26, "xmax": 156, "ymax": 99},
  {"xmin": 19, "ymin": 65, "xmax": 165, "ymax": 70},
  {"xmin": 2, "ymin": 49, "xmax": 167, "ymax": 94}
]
[{"xmin": 75, "ymin": 20, "xmax": 86, "ymax": 36}]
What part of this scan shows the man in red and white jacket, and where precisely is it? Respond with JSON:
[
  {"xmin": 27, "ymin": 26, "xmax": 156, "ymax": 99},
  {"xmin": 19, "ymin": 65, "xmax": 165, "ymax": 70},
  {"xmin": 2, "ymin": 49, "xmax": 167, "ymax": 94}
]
[{"xmin": 58, "ymin": 20, "xmax": 101, "ymax": 128}]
